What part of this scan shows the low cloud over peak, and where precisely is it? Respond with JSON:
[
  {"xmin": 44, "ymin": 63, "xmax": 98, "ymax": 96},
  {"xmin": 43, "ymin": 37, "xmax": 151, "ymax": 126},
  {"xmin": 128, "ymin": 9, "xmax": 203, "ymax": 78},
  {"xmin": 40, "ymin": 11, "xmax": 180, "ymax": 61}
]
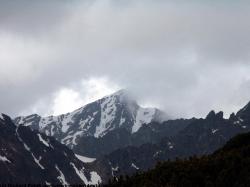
[{"xmin": 0, "ymin": 0, "xmax": 250, "ymax": 118}]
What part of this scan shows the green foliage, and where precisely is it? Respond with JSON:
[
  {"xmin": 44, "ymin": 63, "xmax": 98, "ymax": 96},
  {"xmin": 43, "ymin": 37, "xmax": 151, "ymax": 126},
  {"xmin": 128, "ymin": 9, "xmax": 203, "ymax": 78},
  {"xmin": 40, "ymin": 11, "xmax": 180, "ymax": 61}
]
[{"xmin": 105, "ymin": 132, "xmax": 250, "ymax": 187}]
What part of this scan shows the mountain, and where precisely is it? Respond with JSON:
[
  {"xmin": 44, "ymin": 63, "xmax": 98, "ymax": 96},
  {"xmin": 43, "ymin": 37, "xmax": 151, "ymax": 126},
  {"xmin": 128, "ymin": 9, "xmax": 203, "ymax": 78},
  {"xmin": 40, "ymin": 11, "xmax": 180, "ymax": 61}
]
[
  {"xmin": 92, "ymin": 104, "xmax": 250, "ymax": 183},
  {"xmin": 73, "ymin": 119, "xmax": 192, "ymax": 157},
  {"xmin": 15, "ymin": 90, "xmax": 168, "ymax": 156},
  {"xmin": 13, "ymin": 90, "xmax": 250, "ymax": 184},
  {"xmin": 107, "ymin": 131, "xmax": 250, "ymax": 187},
  {"xmin": 0, "ymin": 113, "xmax": 101, "ymax": 185}
]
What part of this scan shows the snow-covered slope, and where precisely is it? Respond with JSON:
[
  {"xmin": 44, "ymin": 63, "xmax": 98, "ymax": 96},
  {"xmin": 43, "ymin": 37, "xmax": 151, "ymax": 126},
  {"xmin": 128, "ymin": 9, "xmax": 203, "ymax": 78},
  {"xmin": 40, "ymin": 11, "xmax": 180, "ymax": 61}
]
[
  {"xmin": 75, "ymin": 154, "xmax": 96, "ymax": 163},
  {"xmin": 15, "ymin": 90, "xmax": 167, "ymax": 148},
  {"xmin": 0, "ymin": 113, "xmax": 101, "ymax": 185}
]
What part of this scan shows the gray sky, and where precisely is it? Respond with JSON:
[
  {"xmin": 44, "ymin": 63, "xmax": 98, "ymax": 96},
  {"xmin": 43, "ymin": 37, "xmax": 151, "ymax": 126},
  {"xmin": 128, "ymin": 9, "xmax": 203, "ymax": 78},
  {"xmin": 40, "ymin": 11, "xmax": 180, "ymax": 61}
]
[{"xmin": 1, "ymin": 0, "xmax": 250, "ymax": 118}]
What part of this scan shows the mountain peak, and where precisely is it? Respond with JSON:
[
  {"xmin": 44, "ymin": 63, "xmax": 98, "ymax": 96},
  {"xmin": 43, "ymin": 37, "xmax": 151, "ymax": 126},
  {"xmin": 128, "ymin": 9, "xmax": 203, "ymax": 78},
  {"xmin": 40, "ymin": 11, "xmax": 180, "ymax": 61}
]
[
  {"xmin": 100, "ymin": 89, "xmax": 139, "ymax": 113},
  {"xmin": 0, "ymin": 113, "xmax": 15, "ymax": 127},
  {"xmin": 229, "ymin": 112, "xmax": 237, "ymax": 121},
  {"xmin": 104, "ymin": 89, "xmax": 136, "ymax": 103},
  {"xmin": 113, "ymin": 89, "xmax": 128, "ymax": 96},
  {"xmin": 0, "ymin": 113, "xmax": 10, "ymax": 121},
  {"xmin": 237, "ymin": 101, "xmax": 250, "ymax": 116},
  {"xmin": 15, "ymin": 90, "xmax": 167, "ymax": 147},
  {"xmin": 205, "ymin": 110, "xmax": 223, "ymax": 120},
  {"xmin": 0, "ymin": 113, "xmax": 4, "ymax": 121},
  {"xmin": 206, "ymin": 110, "xmax": 216, "ymax": 119}
]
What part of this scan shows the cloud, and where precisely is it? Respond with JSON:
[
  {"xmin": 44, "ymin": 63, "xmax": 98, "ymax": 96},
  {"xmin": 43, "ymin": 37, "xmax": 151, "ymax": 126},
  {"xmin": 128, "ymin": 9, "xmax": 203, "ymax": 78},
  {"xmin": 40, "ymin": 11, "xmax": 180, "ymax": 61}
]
[
  {"xmin": 50, "ymin": 77, "xmax": 120, "ymax": 116},
  {"xmin": 0, "ymin": 0, "xmax": 250, "ymax": 118},
  {"xmin": 19, "ymin": 77, "xmax": 120, "ymax": 116}
]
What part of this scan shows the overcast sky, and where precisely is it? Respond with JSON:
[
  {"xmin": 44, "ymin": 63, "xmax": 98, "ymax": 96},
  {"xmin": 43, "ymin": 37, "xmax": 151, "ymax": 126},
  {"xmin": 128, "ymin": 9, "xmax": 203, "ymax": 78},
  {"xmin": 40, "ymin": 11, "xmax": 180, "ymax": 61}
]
[{"xmin": 1, "ymin": 0, "xmax": 250, "ymax": 118}]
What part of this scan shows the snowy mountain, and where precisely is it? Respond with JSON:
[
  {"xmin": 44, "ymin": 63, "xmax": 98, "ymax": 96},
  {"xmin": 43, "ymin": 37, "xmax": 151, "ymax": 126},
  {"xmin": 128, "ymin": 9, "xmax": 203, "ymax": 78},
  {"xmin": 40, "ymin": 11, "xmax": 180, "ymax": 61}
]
[
  {"xmin": 15, "ymin": 90, "xmax": 167, "ymax": 149},
  {"xmin": 0, "ymin": 113, "xmax": 101, "ymax": 185},
  {"xmin": 93, "ymin": 103, "xmax": 250, "ymax": 182},
  {"xmin": 8, "ymin": 93, "xmax": 250, "ymax": 184}
]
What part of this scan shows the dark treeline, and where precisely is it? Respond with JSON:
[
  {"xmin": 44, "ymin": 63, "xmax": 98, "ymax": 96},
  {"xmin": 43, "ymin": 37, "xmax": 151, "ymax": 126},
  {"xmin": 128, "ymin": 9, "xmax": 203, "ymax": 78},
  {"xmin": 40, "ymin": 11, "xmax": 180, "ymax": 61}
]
[{"xmin": 104, "ymin": 132, "xmax": 250, "ymax": 187}]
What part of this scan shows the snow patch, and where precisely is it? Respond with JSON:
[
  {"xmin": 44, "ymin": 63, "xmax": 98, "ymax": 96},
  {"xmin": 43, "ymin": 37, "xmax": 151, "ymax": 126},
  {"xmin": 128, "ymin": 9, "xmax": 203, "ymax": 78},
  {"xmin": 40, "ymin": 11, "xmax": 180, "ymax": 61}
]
[
  {"xmin": 241, "ymin": 104, "xmax": 249, "ymax": 112},
  {"xmin": 45, "ymin": 181, "xmax": 51, "ymax": 185},
  {"xmin": 24, "ymin": 122, "xmax": 33, "ymax": 127},
  {"xmin": 0, "ymin": 114, "xmax": 4, "ymax": 121},
  {"xmin": 0, "ymin": 155, "xmax": 11, "ymax": 163},
  {"xmin": 17, "ymin": 117, "xmax": 24, "ymax": 125},
  {"xmin": 90, "ymin": 171, "xmax": 102, "ymax": 184},
  {"xmin": 62, "ymin": 131, "xmax": 84, "ymax": 148},
  {"xmin": 75, "ymin": 154, "xmax": 96, "ymax": 163},
  {"xmin": 70, "ymin": 163, "xmax": 101, "ymax": 185},
  {"xmin": 37, "ymin": 134, "xmax": 50, "ymax": 148},
  {"xmin": 25, "ymin": 115, "xmax": 37, "ymax": 121},
  {"xmin": 212, "ymin": 129, "xmax": 219, "ymax": 134},
  {"xmin": 79, "ymin": 118, "xmax": 90, "ymax": 129},
  {"xmin": 132, "ymin": 108, "xmax": 156, "ymax": 133},
  {"xmin": 38, "ymin": 113, "xmax": 75, "ymax": 134},
  {"xmin": 111, "ymin": 166, "xmax": 119, "ymax": 177},
  {"xmin": 70, "ymin": 163, "xmax": 88, "ymax": 184},
  {"xmin": 61, "ymin": 114, "xmax": 74, "ymax": 133},
  {"xmin": 131, "ymin": 163, "xmax": 139, "ymax": 170},
  {"xmin": 72, "ymin": 131, "xmax": 84, "ymax": 145},
  {"xmin": 16, "ymin": 116, "xmax": 35, "ymax": 127},
  {"xmin": 119, "ymin": 110, "xmax": 126, "ymax": 127},
  {"xmin": 112, "ymin": 166, "xmax": 119, "ymax": 171},
  {"xmin": 39, "ymin": 117, "xmax": 51, "ymax": 129},
  {"xmin": 50, "ymin": 125, "xmax": 55, "ymax": 136},
  {"xmin": 16, "ymin": 127, "xmax": 44, "ymax": 170},
  {"xmin": 16, "ymin": 128, "xmax": 31, "ymax": 152},
  {"xmin": 79, "ymin": 115, "xmax": 95, "ymax": 130},
  {"xmin": 234, "ymin": 120, "xmax": 241, "ymax": 125},
  {"xmin": 95, "ymin": 95, "xmax": 117, "ymax": 137},
  {"xmin": 23, "ymin": 142, "xmax": 30, "ymax": 151},
  {"xmin": 239, "ymin": 118, "xmax": 244, "ymax": 122},
  {"xmin": 119, "ymin": 117, "xmax": 126, "ymax": 126},
  {"xmin": 153, "ymin": 150, "xmax": 162, "ymax": 157},
  {"xmin": 168, "ymin": 142, "xmax": 174, "ymax": 149},
  {"xmin": 233, "ymin": 118, "xmax": 247, "ymax": 129},
  {"xmin": 56, "ymin": 165, "xmax": 69, "ymax": 185},
  {"xmin": 31, "ymin": 154, "xmax": 44, "ymax": 170}
]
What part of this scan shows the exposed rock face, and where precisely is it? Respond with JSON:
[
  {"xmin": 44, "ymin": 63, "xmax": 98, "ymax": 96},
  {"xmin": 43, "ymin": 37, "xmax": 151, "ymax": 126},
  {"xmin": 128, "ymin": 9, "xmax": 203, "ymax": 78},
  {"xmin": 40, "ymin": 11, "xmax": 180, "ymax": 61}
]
[
  {"xmin": 15, "ymin": 90, "xmax": 168, "ymax": 156},
  {"xmin": 92, "ymin": 105, "xmax": 250, "ymax": 183},
  {"xmin": 0, "ymin": 113, "xmax": 101, "ymax": 185},
  {"xmin": 12, "ymin": 92, "xmax": 250, "ymax": 184}
]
